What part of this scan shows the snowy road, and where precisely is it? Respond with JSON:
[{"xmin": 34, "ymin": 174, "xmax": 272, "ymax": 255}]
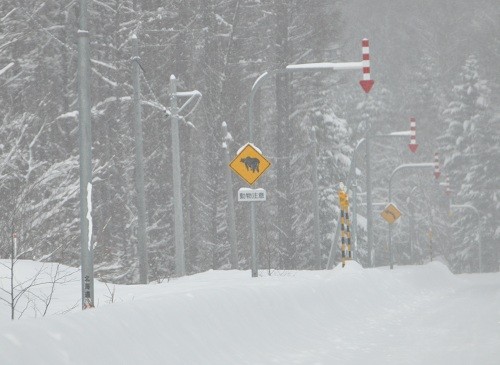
[{"xmin": 0, "ymin": 261, "xmax": 499, "ymax": 364}]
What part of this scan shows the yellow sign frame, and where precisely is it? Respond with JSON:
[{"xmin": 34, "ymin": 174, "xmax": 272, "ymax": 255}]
[
  {"xmin": 229, "ymin": 143, "xmax": 271, "ymax": 185},
  {"xmin": 380, "ymin": 203, "xmax": 402, "ymax": 224}
]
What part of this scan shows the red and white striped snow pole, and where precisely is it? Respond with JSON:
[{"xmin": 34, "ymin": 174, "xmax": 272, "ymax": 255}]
[
  {"xmin": 408, "ymin": 117, "xmax": 418, "ymax": 153},
  {"xmin": 434, "ymin": 152, "xmax": 441, "ymax": 180},
  {"xmin": 359, "ymin": 38, "xmax": 374, "ymax": 93}
]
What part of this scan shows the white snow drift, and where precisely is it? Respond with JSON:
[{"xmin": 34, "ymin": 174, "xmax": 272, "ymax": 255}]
[{"xmin": 0, "ymin": 260, "xmax": 499, "ymax": 364}]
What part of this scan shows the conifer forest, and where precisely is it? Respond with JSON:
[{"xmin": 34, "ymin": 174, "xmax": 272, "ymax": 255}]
[{"xmin": 0, "ymin": 0, "xmax": 498, "ymax": 283}]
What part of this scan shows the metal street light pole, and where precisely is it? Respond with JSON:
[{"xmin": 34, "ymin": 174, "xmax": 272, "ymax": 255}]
[
  {"xmin": 364, "ymin": 131, "xmax": 412, "ymax": 268},
  {"xmin": 327, "ymin": 131, "xmax": 412, "ymax": 269},
  {"xmin": 248, "ymin": 53, "xmax": 372, "ymax": 276},
  {"xmin": 450, "ymin": 204, "xmax": 481, "ymax": 273},
  {"xmin": 387, "ymin": 163, "xmax": 435, "ymax": 269}
]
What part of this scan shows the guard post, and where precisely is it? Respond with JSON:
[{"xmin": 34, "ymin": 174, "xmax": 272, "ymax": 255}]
[{"xmin": 338, "ymin": 183, "xmax": 351, "ymax": 267}]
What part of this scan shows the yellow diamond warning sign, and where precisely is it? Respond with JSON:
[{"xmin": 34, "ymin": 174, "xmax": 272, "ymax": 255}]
[
  {"xmin": 229, "ymin": 143, "xmax": 271, "ymax": 185},
  {"xmin": 380, "ymin": 203, "xmax": 402, "ymax": 224}
]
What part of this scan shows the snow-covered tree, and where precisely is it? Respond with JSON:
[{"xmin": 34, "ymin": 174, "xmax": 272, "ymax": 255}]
[{"xmin": 439, "ymin": 55, "xmax": 498, "ymax": 272}]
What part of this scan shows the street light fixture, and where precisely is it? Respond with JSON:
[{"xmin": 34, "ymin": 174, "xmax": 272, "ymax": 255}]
[
  {"xmin": 326, "ymin": 130, "xmax": 414, "ymax": 269},
  {"xmin": 387, "ymin": 163, "xmax": 436, "ymax": 269},
  {"xmin": 247, "ymin": 40, "xmax": 374, "ymax": 276}
]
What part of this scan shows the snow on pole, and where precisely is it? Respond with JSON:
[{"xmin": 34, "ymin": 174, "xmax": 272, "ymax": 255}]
[
  {"xmin": 408, "ymin": 117, "xmax": 418, "ymax": 153},
  {"xmin": 445, "ymin": 176, "xmax": 451, "ymax": 196},
  {"xmin": 434, "ymin": 152, "xmax": 441, "ymax": 179},
  {"xmin": 359, "ymin": 38, "xmax": 374, "ymax": 93}
]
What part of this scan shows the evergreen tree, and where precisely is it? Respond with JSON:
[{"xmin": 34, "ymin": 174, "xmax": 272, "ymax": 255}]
[{"xmin": 439, "ymin": 55, "xmax": 498, "ymax": 272}]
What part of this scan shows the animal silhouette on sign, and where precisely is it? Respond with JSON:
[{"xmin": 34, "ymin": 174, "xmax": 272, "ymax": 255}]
[{"xmin": 240, "ymin": 156, "xmax": 260, "ymax": 173}]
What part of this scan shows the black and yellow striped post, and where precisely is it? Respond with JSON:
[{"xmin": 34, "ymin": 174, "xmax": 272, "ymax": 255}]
[
  {"xmin": 346, "ymin": 210, "xmax": 352, "ymax": 260},
  {"xmin": 338, "ymin": 184, "xmax": 350, "ymax": 267},
  {"xmin": 340, "ymin": 209, "xmax": 346, "ymax": 267}
]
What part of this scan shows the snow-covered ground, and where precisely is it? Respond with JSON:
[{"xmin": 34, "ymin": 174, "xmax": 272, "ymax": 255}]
[{"xmin": 1, "ymin": 260, "xmax": 499, "ymax": 364}]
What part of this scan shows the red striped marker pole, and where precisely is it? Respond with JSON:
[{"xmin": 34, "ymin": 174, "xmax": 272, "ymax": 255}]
[
  {"xmin": 359, "ymin": 38, "xmax": 374, "ymax": 93},
  {"xmin": 434, "ymin": 152, "xmax": 441, "ymax": 179},
  {"xmin": 409, "ymin": 117, "xmax": 418, "ymax": 153}
]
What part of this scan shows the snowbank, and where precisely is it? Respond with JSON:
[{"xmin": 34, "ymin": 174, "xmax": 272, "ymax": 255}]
[{"xmin": 0, "ymin": 261, "xmax": 499, "ymax": 365}]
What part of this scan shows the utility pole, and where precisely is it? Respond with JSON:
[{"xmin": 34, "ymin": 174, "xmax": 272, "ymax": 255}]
[
  {"xmin": 169, "ymin": 75, "xmax": 185, "ymax": 277},
  {"xmin": 310, "ymin": 127, "xmax": 321, "ymax": 269},
  {"xmin": 222, "ymin": 122, "xmax": 238, "ymax": 269},
  {"xmin": 132, "ymin": 34, "xmax": 148, "ymax": 284},
  {"xmin": 149, "ymin": 76, "xmax": 201, "ymax": 278},
  {"xmin": 77, "ymin": 0, "xmax": 94, "ymax": 309}
]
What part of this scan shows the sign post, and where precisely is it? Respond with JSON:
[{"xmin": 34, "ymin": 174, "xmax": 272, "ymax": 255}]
[
  {"xmin": 381, "ymin": 203, "xmax": 402, "ymax": 270},
  {"xmin": 229, "ymin": 143, "xmax": 271, "ymax": 277},
  {"xmin": 238, "ymin": 188, "xmax": 267, "ymax": 202}
]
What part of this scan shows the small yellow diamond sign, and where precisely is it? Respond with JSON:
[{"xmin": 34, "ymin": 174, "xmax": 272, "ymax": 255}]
[
  {"xmin": 229, "ymin": 143, "xmax": 271, "ymax": 185},
  {"xmin": 380, "ymin": 203, "xmax": 402, "ymax": 224}
]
